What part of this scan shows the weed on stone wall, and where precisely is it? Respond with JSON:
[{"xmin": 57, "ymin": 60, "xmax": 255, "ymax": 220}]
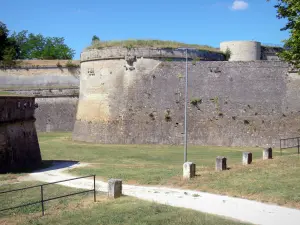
[
  {"xmin": 192, "ymin": 57, "xmax": 201, "ymax": 65},
  {"xmin": 210, "ymin": 96, "xmax": 220, "ymax": 111},
  {"xmin": 177, "ymin": 73, "xmax": 184, "ymax": 79},
  {"xmin": 164, "ymin": 109, "xmax": 172, "ymax": 122},
  {"xmin": 56, "ymin": 62, "xmax": 63, "ymax": 68},
  {"xmin": 190, "ymin": 98, "xmax": 202, "ymax": 106},
  {"xmin": 149, "ymin": 113, "xmax": 155, "ymax": 120},
  {"xmin": 65, "ymin": 60, "xmax": 80, "ymax": 68}
]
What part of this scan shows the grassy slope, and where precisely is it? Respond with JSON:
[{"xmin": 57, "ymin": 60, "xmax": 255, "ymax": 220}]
[
  {"xmin": 37, "ymin": 132, "xmax": 300, "ymax": 208},
  {"xmin": 0, "ymin": 181, "xmax": 246, "ymax": 225},
  {"xmin": 88, "ymin": 39, "xmax": 221, "ymax": 53}
]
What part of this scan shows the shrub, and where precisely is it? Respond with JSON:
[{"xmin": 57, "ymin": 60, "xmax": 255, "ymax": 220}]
[
  {"xmin": 190, "ymin": 98, "xmax": 202, "ymax": 106},
  {"xmin": 224, "ymin": 48, "xmax": 232, "ymax": 61}
]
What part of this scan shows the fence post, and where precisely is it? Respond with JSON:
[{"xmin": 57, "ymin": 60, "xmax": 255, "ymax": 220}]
[
  {"xmin": 297, "ymin": 138, "xmax": 300, "ymax": 155},
  {"xmin": 40, "ymin": 185, "xmax": 44, "ymax": 216},
  {"xmin": 94, "ymin": 175, "xmax": 96, "ymax": 202},
  {"xmin": 280, "ymin": 139, "xmax": 282, "ymax": 156}
]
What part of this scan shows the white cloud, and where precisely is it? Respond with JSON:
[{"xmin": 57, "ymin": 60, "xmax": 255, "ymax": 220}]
[{"xmin": 231, "ymin": 0, "xmax": 249, "ymax": 11}]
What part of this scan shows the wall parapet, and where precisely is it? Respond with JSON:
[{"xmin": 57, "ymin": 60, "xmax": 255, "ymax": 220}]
[{"xmin": 81, "ymin": 47, "xmax": 225, "ymax": 62}]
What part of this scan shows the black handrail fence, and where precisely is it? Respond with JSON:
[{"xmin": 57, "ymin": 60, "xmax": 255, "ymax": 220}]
[
  {"xmin": 280, "ymin": 137, "xmax": 300, "ymax": 155},
  {"xmin": 0, "ymin": 175, "xmax": 96, "ymax": 216}
]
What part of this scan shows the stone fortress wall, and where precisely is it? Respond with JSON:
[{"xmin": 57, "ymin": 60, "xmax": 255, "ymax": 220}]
[
  {"xmin": 73, "ymin": 44, "xmax": 300, "ymax": 147},
  {"xmin": 220, "ymin": 41, "xmax": 282, "ymax": 61},
  {"xmin": 0, "ymin": 41, "xmax": 293, "ymax": 148},
  {"xmin": 0, "ymin": 60, "xmax": 80, "ymax": 132},
  {"xmin": 0, "ymin": 96, "xmax": 41, "ymax": 172}
]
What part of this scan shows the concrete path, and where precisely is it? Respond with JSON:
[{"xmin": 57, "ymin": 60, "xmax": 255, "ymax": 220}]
[{"xmin": 28, "ymin": 161, "xmax": 300, "ymax": 225}]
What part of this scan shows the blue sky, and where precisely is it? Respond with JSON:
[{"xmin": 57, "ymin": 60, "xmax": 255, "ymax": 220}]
[{"xmin": 1, "ymin": 0, "xmax": 289, "ymax": 59}]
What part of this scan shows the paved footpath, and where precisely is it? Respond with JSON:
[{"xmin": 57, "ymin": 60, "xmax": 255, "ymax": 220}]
[{"xmin": 28, "ymin": 161, "xmax": 300, "ymax": 225}]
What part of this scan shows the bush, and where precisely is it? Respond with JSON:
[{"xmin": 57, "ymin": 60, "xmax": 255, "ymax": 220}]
[
  {"xmin": 190, "ymin": 98, "xmax": 202, "ymax": 106},
  {"xmin": 224, "ymin": 48, "xmax": 232, "ymax": 61}
]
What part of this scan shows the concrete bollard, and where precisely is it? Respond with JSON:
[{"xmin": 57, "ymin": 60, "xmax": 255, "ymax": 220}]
[
  {"xmin": 263, "ymin": 148, "xmax": 272, "ymax": 160},
  {"xmin": 243, "ymin": 152, "xmax": 252, "ymax": 165},
  {"xmin": 216, "ymin": 156, "xmax": 227, "ymax": 171},
  {"xmin": 183, "ymin": 162, "xmax": 196, "ymax": 179},
  {"xmin": 108, "ymin": 179, "xmax": 122, "ymax": 199}
]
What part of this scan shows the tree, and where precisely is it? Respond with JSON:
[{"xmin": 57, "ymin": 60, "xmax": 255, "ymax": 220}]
[
  {"xmin": 0, "ymin": 22, "xmax": 19, "ymax": 65},
  {"xmin": 0, "ymin": 22, "xmax": 9, "ymax": 59},
  {"xmin": 10, "ymin": 31, "xmax": 75, "ymax": 59},
  {"xmin": 91, "ymin": 35, "xmax": 100, "ymax": 44},
  {"xmin": 268, "ymin": 0, "xmax": 300, "ymax": 68}
]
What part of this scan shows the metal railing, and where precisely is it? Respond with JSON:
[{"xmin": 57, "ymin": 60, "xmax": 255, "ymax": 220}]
[
  {"xmin": 0, "ymin": 175, "xmax": 96, "ymax": 216},
  {"xmin": 280, "ymin": 137, "xmax": 300, "ymax": 155}
]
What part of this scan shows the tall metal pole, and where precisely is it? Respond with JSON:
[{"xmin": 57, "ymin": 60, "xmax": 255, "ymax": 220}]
[{"xmin": 184, "ymin": 49, "xmax": 188, "ymax": 162}]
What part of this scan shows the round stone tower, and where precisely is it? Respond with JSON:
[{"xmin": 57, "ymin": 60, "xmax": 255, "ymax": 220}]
[
  {"xmin": 220, "ymin": 41, "xmax": 261, "ymax": 61},
  {"xmin": 72, "ymin": 47, "xmax": 224, "ymax": 143}
]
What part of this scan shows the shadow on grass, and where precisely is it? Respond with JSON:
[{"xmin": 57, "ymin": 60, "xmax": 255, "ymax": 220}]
[
  {"xmin": 32, "ymin": 160, "xmax": 79, "ymax": 173},
  {"xmin": 0, "ymin": 160, "xmax": 79, "ymax": 175}
]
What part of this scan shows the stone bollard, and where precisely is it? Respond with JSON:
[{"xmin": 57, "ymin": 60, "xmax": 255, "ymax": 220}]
[
  {"xmin": 183, "ymin": 162, "xmax": 196, "ymax": 179},
  {"xmin": 108, "ymin": 179, "xmax": 122, "ymax": 199},
  {"xmin": 216, "ymin": 156, "xmax": 227, "ymax": 171},
  {"xmin": 263, "ymin": 148, "xmax": 272, "ymax": 160},
  {"xmin": 243, "ymin": 152, "xmax": 252, "ymax": 165}
]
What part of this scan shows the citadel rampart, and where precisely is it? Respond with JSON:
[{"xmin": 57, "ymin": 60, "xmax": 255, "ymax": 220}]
[
  {"xmin": 73, "ymin": 47, "xmax": 300, "ymax": 147},
  {"xmin": 0, "ymin": 96, "xmax": 41, "ymax": 172},
  {"xmin": 0, "ymin": 60, "xmax": 80, "ymax": 132}
]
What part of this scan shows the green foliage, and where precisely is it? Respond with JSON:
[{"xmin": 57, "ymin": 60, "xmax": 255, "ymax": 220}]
[
  {"xmin": 190, "ymin": 98, "xmax": 202, "ymax": 106},
  {"xmin": 224, "ymin": 48, "xmax": 232, "ymax": 61},
  {"xmin": 0, "ymin": 22, "xmax": 19, "ymax": 67},
  {"xmin": 268, "ymin": 0, "xmax": 300, "ymax": 68},
  {"xmin": 177, "ymin": 73, "xmax": 184, "ymax": 79},
  {"xmin": 165, "ymin": 58, "xmax": 173, "ymax": 62},
  {"xmin": 92, "ymin": 35, "xmax": 100, "ymax": 43},
  {"xmin": 0, "ymin": 24, "xmax": 75, "ymax": 60},
  {"xmin": 192, "ymin": 57, "xmax": 201, "ymax": 65},
  {"xmin": 0, "ymin": 21, "xmax": 9, "ymax": 58}
]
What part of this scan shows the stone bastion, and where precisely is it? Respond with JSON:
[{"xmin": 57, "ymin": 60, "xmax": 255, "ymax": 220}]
[
  {"xmin": 0, "ymin": 96, "xmax": 42, "ymax": 173},
  {"xmin": 73, "ymin": 47, "xmax": 300, "ymax": 147}
]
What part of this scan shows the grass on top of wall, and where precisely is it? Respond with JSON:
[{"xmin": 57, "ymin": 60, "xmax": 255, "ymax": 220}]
[
  {"xmin": 88, "ymin": 39, "xmax": 221, "ymax": 53},
  {"xmin": 0, "ymin": 91, "xmax": 25, "ymax": 97}
]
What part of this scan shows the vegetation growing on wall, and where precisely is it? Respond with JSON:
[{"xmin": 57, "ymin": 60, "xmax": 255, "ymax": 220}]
[
  {"xmin": 164, "ymin": 109, "xmax": 172, "ymax": 122},
  {"xmin": 224, "ymin": 48, "xmax": 232, "ymax": 61},
  {"xmin": 88, "ymin": 39, "xmax": 221, "ymax": 53},
  {"xmin": 65, "ymin": 60, "xmax": 80, "ymax": 68},
  {"xmin": 190, "ymin": 98, "xmax": 202, "ymax": 106}
]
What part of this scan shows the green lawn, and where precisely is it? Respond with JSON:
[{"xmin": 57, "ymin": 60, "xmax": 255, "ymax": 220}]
[
  {"xmin": 36, "ymin": 132, "xmax": 300, "ymax": 208},
  {"xmin": 0, "ymin": 181, "xmax": 247, "ymax": 225}
]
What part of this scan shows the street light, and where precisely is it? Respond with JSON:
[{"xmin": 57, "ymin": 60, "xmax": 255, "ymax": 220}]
[{"xmin": 176, "ymin": 47, "xmax": 197, "ymax": 163}]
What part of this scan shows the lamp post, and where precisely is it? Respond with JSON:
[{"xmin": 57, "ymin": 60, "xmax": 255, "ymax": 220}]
[
  {"xmin": 177, "ymin": 47, "xmax": 195, "ymax": 163},
  {"xmin": 184, "ymin": 48, "xmax": 188, "ymax": 163}
]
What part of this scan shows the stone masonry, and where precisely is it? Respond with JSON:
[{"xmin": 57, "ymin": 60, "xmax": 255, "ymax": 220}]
[
  {"xmin": 0, "ymin": 96, "xmax": 42, "ymax": 173},
  {"xmin": 73, "ymin": 47, "xmax": 300, "ymax": 147}
]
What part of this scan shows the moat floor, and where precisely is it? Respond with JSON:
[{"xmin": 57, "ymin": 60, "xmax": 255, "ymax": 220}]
[{"xmin": 27, "ymin": 161, "xmax": 300, "ymax": 225}]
